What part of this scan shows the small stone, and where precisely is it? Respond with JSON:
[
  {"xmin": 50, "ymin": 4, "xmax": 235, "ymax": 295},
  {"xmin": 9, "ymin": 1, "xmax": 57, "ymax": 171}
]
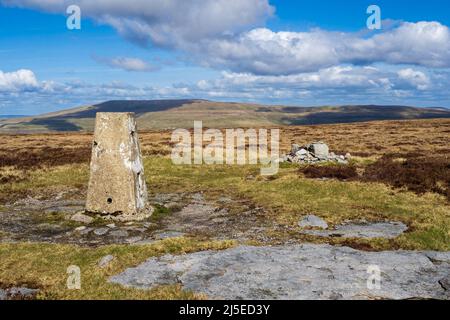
[
  {"xmin": 298, "ymin": 215, "xmax": 328, "ymax": 229},
  {"xmin": 135, "ymin": 239, "xmax": 156, "ymax": 245},
  {"xmin": 218, "ymin": 197, "xmax": 233, "ymax": 203},
  {"xmin": 110, "ymin": 229, "xmax": 129, "ymax": 238},
  {"xmin": 70, "ymin": 212, "xmax": 94, "ymax": 224},
  {"xmin": 164, "ymin": 202, "xmax": 181, "ymax": 211},
  {"xmin": 75, "ymin": 226, "xmax": 86, "ymax": 232},
  {"xmin": 106, "ymin": 223, "xmax": 116, "ymax": 229},
  {"xmin": 345, "ymin": 153, "xmax": 352, "ymax": 160},
  {"xmin": 126, "ymin": 236, "xmax": 143, "ymax": 244},
  {"xmin": 94, "ymin": 228, "xmax": 109, "ymax": 236},
  {"xmin": 291, "ymin": 144, "xmax": 301, "ymax": 154},
  {"xmin": 295, "ymin": 148, "xmax": 308, "ymax": 156},
  {"xmin": 143, "ymin": 222, "xmax": 156, "ymax": 229},
  {"xmin": 191, "ymin": 193, "xmax": 204, "ymax": 202},
  {"xmin": 80, "ymin": 227, "xmax": 93, "ymax": 235},
  {"xmin": 98, "ymin": 255, "xmax": 115, "ymax": 268}
]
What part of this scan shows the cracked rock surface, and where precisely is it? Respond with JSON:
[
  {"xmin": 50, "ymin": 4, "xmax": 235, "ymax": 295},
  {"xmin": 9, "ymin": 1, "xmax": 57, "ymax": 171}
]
[
  {"xmin": 301, "ymin": 221, "xmax": 408, "ymax": 239},
  {"xmin": 110, "ymin": 244, "xmax": 450, "ymax": 300}
]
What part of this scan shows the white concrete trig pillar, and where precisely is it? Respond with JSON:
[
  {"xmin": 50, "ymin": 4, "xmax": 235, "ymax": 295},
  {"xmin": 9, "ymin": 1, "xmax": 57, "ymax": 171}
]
[{"xmin": 86, "ymin": 112, "xmax": 152, "ymax": 220}]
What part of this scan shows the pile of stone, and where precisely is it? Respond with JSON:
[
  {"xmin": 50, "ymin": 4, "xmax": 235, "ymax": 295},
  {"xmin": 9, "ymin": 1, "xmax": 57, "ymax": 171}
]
[{"xmin": 283, "ymin": 142, "xmax": 351, "ymax": 164}]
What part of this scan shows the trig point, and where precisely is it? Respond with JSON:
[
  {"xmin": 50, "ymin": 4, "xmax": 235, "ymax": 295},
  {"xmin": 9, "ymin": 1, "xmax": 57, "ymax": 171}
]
[{"xmin": 86, "ymin": 112, "xmax": 152, "ymax": 220}]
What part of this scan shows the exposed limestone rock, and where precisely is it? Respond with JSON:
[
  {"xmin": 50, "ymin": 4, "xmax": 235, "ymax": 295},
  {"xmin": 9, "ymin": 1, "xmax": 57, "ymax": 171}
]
[
  {"xmin": 301, "ymin": 221, "xmax": 408, "ymax": 239},
  {"xmin": 110, "ymin": 244, "xmax": 450, "ymax": 300}
]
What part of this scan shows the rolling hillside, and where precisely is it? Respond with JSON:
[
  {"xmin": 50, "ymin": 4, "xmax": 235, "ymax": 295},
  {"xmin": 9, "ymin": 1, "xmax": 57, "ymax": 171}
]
[{"xmin": 1, "ymin": 99, "xmax": 449, "ymax": 132}]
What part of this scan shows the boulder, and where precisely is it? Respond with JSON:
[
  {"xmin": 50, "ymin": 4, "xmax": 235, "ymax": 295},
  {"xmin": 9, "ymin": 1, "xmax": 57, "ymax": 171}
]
[
  {"xmin": 308, "ymin": 142, "xmax": 329, "ymax": 159},
  {"xmin": 295, "ymin": 148, "xmax": 308, "ymax": 157}
]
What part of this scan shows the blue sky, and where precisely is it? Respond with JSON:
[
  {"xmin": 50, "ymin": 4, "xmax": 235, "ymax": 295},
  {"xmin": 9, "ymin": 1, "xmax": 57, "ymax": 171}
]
[{"xmin": 0, "ymin": 0, "xmax": 450, "ymax": 115}]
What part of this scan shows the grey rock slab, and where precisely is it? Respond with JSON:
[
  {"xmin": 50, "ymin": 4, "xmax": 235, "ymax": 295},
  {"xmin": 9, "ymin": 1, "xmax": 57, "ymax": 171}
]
[
  {"xmin": 110, "ymin": 244, "xmax": 450, "ymax": 300},
  {"xmin": 302, "ymin": 221, "xmax": 408, "ymax": 239},
  {"xmin": 298, "ymin": 215, "xmax": 328, "ymax": 229}
]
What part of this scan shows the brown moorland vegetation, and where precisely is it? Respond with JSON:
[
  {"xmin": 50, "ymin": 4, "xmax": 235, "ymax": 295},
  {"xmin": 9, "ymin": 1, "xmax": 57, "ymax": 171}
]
[{"xmin": 0, "ymin": 118, "xmax": 449, "ymax": 157}]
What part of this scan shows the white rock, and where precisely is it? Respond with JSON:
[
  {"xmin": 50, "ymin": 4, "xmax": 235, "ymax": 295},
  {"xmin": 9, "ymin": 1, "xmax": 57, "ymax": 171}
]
[
  {"xmin": 295, "ymin": 149, "xmax": 308, "ymax": 156},
  {"xmin": 94, "ymin": 228, "xmax": 109, "ymax": 236},
  {"xmin": 308, "ymin": 142, "xmax": 329, "ymax": 159},
  {"xmin": 98, "ymin": 255, "xmax": 115, "ymax": 268},
  {"xmin": 298, "ymin": 215, "xmax": 328, "ymax": 229}
]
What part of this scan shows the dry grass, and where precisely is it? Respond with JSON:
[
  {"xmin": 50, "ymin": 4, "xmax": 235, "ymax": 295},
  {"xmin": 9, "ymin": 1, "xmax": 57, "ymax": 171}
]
[
  {"xmin": 1, "ymin": 118, "xmax": 449, "ymax": 158},
  {"xmin": 0, "ymin": 238, "xmax": 236, "ymax": 300}
]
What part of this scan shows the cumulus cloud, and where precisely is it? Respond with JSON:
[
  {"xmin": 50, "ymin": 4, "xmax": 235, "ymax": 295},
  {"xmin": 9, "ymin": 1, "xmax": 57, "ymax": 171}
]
[
  {"xmin": 3, "ymin": 1, "xmax": 450, "ymax": 75},
  {"xmin": 0, "ymin": 69, "xmax": 39, "ymax": 92},
  {"xmin": 197, "ymin": 22, "xmax": 450, "ymax": 75},
  {"xmin": 93, "ymin": 56, "xmax": 157, "ymax": 72},
  {"xmin": 1, "ymin": 0, "xmax": 274, "ymax": 46},
  {"xmin": 3, "ymin": 65, "xmax": 447, "ymax": 112},
  {"xmin": 397, "ymin": 68, "xmax": 431, "ymax": 90}
]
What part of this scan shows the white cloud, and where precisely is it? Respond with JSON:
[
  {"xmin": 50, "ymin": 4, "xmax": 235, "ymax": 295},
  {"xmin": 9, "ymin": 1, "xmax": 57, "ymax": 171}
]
[
  {"xmin": 0, "ymin": 69, "xmax": 39, "ymax": 92},
  {"xmin": 93, "ymin": 56, "xmax": 157, "ymax": 72},
  {"xmin": 197, "ymin": 22, "xmax": 450, "ymax": 75},
  {"xmin": 1, "ymin": 0, "xmax": 274, "ymax": 47},
  {"xmin": 1, "ymin": 66, "xmax": 449, "ymax": 112},
  {"xmin": 3, "ymin": 1, "xmax": 450, "ymax": 76},
  {"xmin": 397, "ymin": 68, "xmax": 431, "ymax": 90}
]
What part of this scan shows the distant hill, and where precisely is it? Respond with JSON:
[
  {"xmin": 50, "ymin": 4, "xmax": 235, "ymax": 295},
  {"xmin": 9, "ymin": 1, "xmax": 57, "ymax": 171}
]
[
  {"xmin": 1, "ymin": 99, "xmax": 449, "ymax": 132},
  {"xmin": 0, "ymin": 115, "xmax": 29, "ymax": 119}
]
